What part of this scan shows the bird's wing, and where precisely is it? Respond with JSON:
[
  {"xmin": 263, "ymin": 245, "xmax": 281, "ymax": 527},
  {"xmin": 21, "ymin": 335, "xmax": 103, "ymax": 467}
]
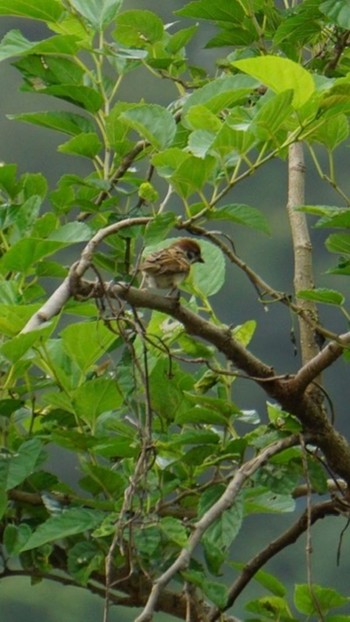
[{"xmin": 140, "ymin": 248, "xmax": 190, "ymax": 275}]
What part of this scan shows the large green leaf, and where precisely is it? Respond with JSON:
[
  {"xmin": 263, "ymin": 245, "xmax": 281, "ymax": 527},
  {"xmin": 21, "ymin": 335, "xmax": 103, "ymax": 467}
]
[
  {"xmin": 0, "ymin": 29, "xmax": 34, "ymax": 60},
  {"xmin": 20, "ymin": 508, "xmax": 104, "ymax": 552},
  {"xmin": 294, "ymin": 584, "xmax": 349, "ymax": 616},
  {"xmin": 326, "ymin": 233, "xmax": 350, "ymax": 254},
  {"xmin": 61, "ymin": 321, "xmax": 117, "ymax": 373},
  {"xmin": 251, "ymin": 90, "xmax": 294, "ymax": 141},
  {"xmin": 47, "ymin": 222, "xmax": 91, "ymax": 243},
  {"xmin": 320, "ymin": 0, "xmax": 350, "ymax": 29},
  {"xmin": 0, "ymin": 0, "xmax": 62, "ymax": 21},
  {"xmin": 68, "ymin": 541, "xmax": 104, "ymax": 585},
  {"xmin": 58, "ymin": 132, "xmax": 102, "ymax": 159},
  {"xmin": 309, "ymin": 114, "xmax": 349, "ymax": 150},
  {"xmin": 114, "ymin": 9, "xmax": 164, "ymax": 46},
  {"xmin": 8, "ymin": 111, "xmax": 95, "ymax": 136},
  {"xmin": 187, "ymin": 239, "xmax": 226, "ymax": 297},
  {"xmin": 73, "ymin": 377, "xmax": 122, "ymax": 422},
  {"xmin": 169, "ymin": 155, "xmax": 217, "ymax": 198},
  {"xmin": 0, "ymin": 438, "xmax": 44, "ymax": 490},
  {"xmin": 176, "ymin": 0, "xmax": 245, "ymax": 22},
  {"xmin": 297, "ymin": 288, "xmax": 344, "ymax": 306},
  {"xmin": 208, "ymin": 204, "xmax": 270, "ymax": 234},
  {"xmin": 233, "ymin": 56, "xmax": 315, "ymax": 109},
  {"xmin": 159, "ymin": 516, "xmax": 188, "ymax": 547},
  {"xmin": 41, "ymin": 85, "xmax": 103, "ymax": 113},
  {"xmin": 182, "ymin": 75, "xmax": 258, "ymax": 117},
  {"xmin": 0, "ymin": 238, "xmax": 67, "ymax": 272},
  {"xmin": 69, "ymin": 0, "xmax": 123, "ymax": 29},
  {"xmin": 1, "ymin": 321, "xmax": 57, "ymax": 362},
  {"xmin": 120, "ymin": 104, "xmax": 176, "ymax": 149}
]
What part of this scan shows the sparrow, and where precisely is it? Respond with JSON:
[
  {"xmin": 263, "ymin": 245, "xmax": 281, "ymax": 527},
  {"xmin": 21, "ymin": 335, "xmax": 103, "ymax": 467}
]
[{"xmin": 139, "ymin": 238, "xmax": 204, "ymax": 295}]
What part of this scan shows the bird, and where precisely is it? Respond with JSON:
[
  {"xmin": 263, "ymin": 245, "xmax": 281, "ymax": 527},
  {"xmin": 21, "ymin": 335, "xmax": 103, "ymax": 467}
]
[{"xmin": 139, "ymin": 238, "xmax": 204, "ymax": 295}]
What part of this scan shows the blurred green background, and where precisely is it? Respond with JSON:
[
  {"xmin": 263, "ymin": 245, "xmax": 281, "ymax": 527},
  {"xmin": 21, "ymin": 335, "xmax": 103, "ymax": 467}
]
[{"xmin": 1, "ymin": 1, "xmax": 350, "ymax": 620}]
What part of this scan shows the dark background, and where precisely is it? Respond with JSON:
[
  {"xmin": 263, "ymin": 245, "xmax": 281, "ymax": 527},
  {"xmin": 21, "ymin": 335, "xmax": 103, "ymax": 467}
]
[{"xmin": 1, "ymin": 1, "xmax": 350, "ymax": 620}]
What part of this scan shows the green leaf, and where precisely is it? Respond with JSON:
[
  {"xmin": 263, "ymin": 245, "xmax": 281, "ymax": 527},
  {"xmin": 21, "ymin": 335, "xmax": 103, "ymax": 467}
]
[
  {"xmin": 58, "ymin": 132, "xmax": 102, "ymax": 159},
  {"xmin": 244, "ymin": 489, "xmax": 295, "ymax": 514},
  {"xmin": 184, "ymin": 392, "xmax": 240, "ymax": 418},
  {"xmin": 61, "ymin": 321, "xmax": 117, "ymax": 373},
  {"xmin": 69, "ymin": 0, "xmax": 123, "ymax": 29},
  {"xmin": 68, "ymin": 541, "xmax": 104, "ymax": 585},
  {"xmin": 120, "ymin": 104, "xmax": 176, "ymax": 149},
  {"xmin": 232, "ymin": 320, "xmax": 257, "ymax": 347},
  {"xmin": 188, "ymin": 239, "xmax": 225, "ymax": 297},
  {"xmin": 163, "ymin": 430, "xmax": 220, "ymax": 448},
  {"xmin": 326, "ymin": 233, "xmax": 350, "ymax": 254},
  {"xmin": 0, "ymin": 438, "xmax": 44, "ymax": 490},
  {"xmin": 152, "ymin": 148, "xmax": 188, "ymax": 178},
  {"xmin": 183, "ymin": 75, "xmax": 258, "ymax": 117},
  {"xmin": 20, "ymin": 508, "xmax": 104, "ymax": 552},
  {"xmin": 0, "ymin": 0, "xmax": 63, "ymax": 21},
  {"xmin": 254, "ymin": 568, "xmax": 287, "ymax": 597},
  {"xmin": 4, "ymin": 523, "xmax": 32, "ymax": 555},
  {"xmin": 144, "ymin": 213, "xmax": 178, "ymax": 245},
  {"xmin": 0, "ymin": 163, "xmax": 18, "ymax": 197},
  {"xmin": 170, "ymin": 155, "xmax": 217, "ymax": 198},
  {"xmin": 297, "ymin": 205, "xmax": 350, "ymax": 225},
  {"xmin": 160, "ymin": 517, "xmax": 188, "ymax": 547},
  {"xmin": 246, "ymin": 595, "xmax": 293, "ymax": 619},
  {"xmin": 202, "ymin": 581, "xmax": 229, "ymax": 609},
  {"xmin": 294, "ymin": 584, "xmax": 349, "ymax": 615},
  {"xmin": 40, "ymin": 85, "xmax": 103, "ymax": 113},
  {"xmin": 8, "ymin": 111, "xmax": 95, "ymax": 136},
  {"xmin": 28, "ymin": 34, "xmax": 82, "ymax": 56},
  {"xmin": 200, "ymin": 486, "xmax": 243, "ymax": 572},
  {"xmin": 256, "ymin": 462, "xmax": 300, "ymax": 495},
  {"xmin": 208, "ymin": 203, "xmax": 270, "ymax": 234},
  {"xmin": 185, "ymin": 105, "xmax": 223, "ymax": 132},
  {"xmin": 175, "ymin": 406, "xmax": 228, "ymax": 425},
  {"xmin": 233, "ymin": 56, "xmax": 315, "ymax": 109},
  {"xmin": 211, "ymin": 121, "xmax": 256, "ymax": 157},
  {"xmin": 114, "ymin": 10, "xmax": 164, "ymax": 46},
  {"xmin": 176, "ymin": 0, "xmax": 245, "ymax": 23},
  {"xmin": 73, "ymin": 377, "xmax": 122, "ymax": 422},
  {"xmin": 187, "ymin": 129, "xmax": 216, "ymax": 158},
  {"xmin": 320, "ymin": 1, "xmax": 350, "ymax": 29},
  {"xmin": 309, "ymin": 114, "xmax": 349, "ymax": 150},
  {"xmin": 1, "ymin": 321, "xmax": 56, "ymax": 362},
  {"xmin": 297, "ymin": 288, "xmax": 344, "ymax": 306},
  {"xmin": 251, "ymin": 90, "xmax": 294, "ymax": 141},
  {"xmin": 166, "ymin": 25, "xmax": 198, "ymax": 54},
  {"xmin": 80, "ymin": 463, "xmax": 125, "ymax": 496},
  {"xmin": 203, "ymin": 497, "xmax": 243, "ymax": 550},
  {"xmin": 48, "ymin": 222, "xmax": 91, "ymax": 243},
  {"xmin": 134, "ymin": 525, "xmax": 161, "ymax": 558},
  {"xmin": 0, "ymin": 239, "xmax": 69, "ymax": 272},
  {"xmin": 0, "ymin": 29, "xmax": 34, "ymax": 60}
]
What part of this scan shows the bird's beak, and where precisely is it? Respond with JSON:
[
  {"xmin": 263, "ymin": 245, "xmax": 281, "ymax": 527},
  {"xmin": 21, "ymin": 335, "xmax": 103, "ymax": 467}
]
[{"xmin": 198, "ymin": 256, "xmax": 205, "ymax": 263}]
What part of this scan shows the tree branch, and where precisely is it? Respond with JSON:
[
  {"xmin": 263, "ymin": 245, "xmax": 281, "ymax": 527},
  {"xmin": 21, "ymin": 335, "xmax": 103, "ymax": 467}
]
[
  {"xmin": 133, "ymin": 436, "xmax": 302, "ymax": 622},
  {"xmin": 20, "ymin": 216, "xmax": 152, "ymax": 333},
  {"xmin": 287, "ymin": 143, "xmax": 320, "ymax": 365},
  {"xmin": 208, "ymin": 500, "xmax": 340, "ymax": 621}
]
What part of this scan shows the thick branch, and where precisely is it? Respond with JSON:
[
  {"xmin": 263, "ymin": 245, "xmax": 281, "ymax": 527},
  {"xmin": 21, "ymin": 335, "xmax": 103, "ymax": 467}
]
[
  {"xmin": 21, "ymin": 216, "xmax": 151, "ymax": 333},
  {"xmin": 287, "ymin": 143, "xmax": 319, "ymax": 365},
  {"xmin": 61, "ymin": 276, "xmax": 350, "ymax": 487}
]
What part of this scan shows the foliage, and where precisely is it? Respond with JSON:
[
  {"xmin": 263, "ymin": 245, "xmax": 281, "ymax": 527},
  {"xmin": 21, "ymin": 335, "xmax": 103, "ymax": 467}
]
[{"xmin": 0, "ymin": 1, "xmax": 350, "ymax": 621}]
